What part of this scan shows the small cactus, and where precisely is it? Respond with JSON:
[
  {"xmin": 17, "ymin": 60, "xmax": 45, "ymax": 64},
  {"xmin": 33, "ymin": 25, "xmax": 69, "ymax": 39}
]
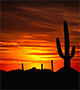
[
  {"xmin": 56, "ymin": 21, "xmax": 75, "ymax": 68},
  {"xmin": 51, "ymin": 60, "xmax": 53, "ymax": 72},
  {"xmin": 22, "ymin": 63, "xmax": 24, "ymax": 71},
  {"xmin": 41, "ymin": 64, "xmax": 43, "ymax": 70}
]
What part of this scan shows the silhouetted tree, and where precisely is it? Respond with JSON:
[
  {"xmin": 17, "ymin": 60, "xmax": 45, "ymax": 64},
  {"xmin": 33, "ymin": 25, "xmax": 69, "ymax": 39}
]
[{"xmin": 56, "ymin": 21, "xmax": 75, "ymax": 68}]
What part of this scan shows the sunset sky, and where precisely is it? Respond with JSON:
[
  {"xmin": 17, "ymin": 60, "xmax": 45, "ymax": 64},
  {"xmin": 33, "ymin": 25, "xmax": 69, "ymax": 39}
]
[{"xmin": 0, "ymin": 1, "xmax": 80, "ymax": 72}]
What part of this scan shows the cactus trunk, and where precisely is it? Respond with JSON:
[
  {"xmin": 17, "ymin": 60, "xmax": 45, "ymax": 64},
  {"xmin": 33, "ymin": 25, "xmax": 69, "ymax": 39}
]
[
  {"xmin": 64, "ymin": 58, "xmax": 70, "ymax": 68},
  {"xmin": 64, "ymin": 21, "xmax": 70, "ymax": 68},
  {"xmin": 56, "ymin": 21, "xmax": 75, "ymax": 68}
]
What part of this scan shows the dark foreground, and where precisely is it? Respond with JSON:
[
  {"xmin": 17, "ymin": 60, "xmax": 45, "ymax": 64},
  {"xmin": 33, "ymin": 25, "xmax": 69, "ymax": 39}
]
[{"xmin": 1, "ymin": 67, "xmax": 79, "ymax": 89}]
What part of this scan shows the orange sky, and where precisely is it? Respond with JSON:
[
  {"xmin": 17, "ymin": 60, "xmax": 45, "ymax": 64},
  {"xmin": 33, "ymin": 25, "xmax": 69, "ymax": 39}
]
[{"xmin": 0, "ymin": 1, "xmax": 80, "ymax": 72}]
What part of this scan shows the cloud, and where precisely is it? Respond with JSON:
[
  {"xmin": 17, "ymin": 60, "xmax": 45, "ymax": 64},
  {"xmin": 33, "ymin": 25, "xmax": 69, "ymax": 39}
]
[
  {"xmin": 20, "ymin": 45, "xmax": 53, "ymax": 48},
  {"xmin": 27, "ymin": 52, "xmax": 57, "ymax": 55},
  {"xmin": 0, "ymin": 45, "xmax": 18, "ymax": 47},
  {"xmin": 0, "ymin": 49, "xmax": 10, "ymax": 51},
  {"xmin": 1, "ymin": 1, "xmax": 79, "ymax": 34},
  {"xmin": 0, "ymin": 58, "xmax": 52, "ymax": 63},
  {"xmin": 70, "ymin": 30, "xmax": 80, "ymax": 36},
  {"xmin": 0, "ymin": 58, "xmax": 30, "ymax": 62}
]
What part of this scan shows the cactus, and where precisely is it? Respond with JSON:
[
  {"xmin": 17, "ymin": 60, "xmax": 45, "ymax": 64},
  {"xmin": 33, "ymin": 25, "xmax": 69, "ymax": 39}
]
[
  {"xmin": 51, "ymin": 60, "xmax": 53, "ymax": 72},
  {"xmin": 41, "ymin": 64, "xmax": 43, "ymax": 70},
  {"xmin": 56, "ymin": 21, "xmax": 75, "ymax": 68},
  {"xmin": 22, "ymin": 63, "xmax": 24, "ymax": 71}
]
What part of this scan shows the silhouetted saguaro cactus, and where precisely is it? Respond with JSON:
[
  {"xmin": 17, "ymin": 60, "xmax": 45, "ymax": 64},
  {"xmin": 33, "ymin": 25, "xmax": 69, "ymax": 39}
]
[
  {"xmin": 56, "ymin": 21, "xmax": 75, "ymax": 68},
  {"xmin": 51, "ymin": 60, "xmax": 53, "ymax": 72},
  {"xmin": 41, "ymin": 64, "xmax": 43, "ymax": 70},
  {"xmin": 22, "ymin": 63, "xmax": 24, "ymax": 71}
]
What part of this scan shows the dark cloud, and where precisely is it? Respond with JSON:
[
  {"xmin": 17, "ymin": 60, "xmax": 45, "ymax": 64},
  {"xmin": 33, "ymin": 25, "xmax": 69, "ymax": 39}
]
[
  {"xmin": 70, "ymin": 30, "xmax": 80, "ymax": 36},
  {"xmin": 0, "ymin": 58, "xmax": 50, "ymax": 63},
  {"xmin": 20, "ymin": 45, "xmax": 53, "ymax": 47},
  {"xmin": 72, "ymin": 59, "xmax": 80, "ymax": 61},
  {"xmin": 27, "ymin": 52, "xmax": 57, "ymax": 55},
  {"xmin": 0, "ymin": 49, "xmax": 10, "ymax": 51},
  {"xmin": 42, "ymin": 56, "xmax": 60, "ymax": 58},
  {"xmin": 1, "ymin": 1, "xmax": 79, "ymax": 34},
  {"xmin": 70, "ymin": 22, "xmax": 80, "ymax": 26},
  {"xmin": 0, "ymin": 58, "xmax": 31, "ymax": 62},
  {"xmin": 0, "ymin": 45, "xmax": 18, "ymax": 47}
]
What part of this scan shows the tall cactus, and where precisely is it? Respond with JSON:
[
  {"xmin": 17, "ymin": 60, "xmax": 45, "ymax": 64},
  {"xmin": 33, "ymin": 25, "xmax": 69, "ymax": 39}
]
[{"xmin": 56, "ymin": 21, "xmax": 75, "ymax": 68}]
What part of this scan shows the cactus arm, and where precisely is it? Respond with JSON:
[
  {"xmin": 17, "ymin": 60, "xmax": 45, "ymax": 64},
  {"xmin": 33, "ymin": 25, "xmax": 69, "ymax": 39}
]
[
  {"xmin": 69, "ymin": 46, "xmax": 75, "ymax": 59},
  {"xmin": 56, "ymin": 38, "xmax": 65, "ymax": 59}
]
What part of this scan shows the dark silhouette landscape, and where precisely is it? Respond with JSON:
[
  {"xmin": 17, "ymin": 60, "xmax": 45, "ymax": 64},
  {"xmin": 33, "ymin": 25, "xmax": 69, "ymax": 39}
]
[
  {"xmin": 0, "ymin": 21, "xmax": 79, "ymax": 89},
  {"xmin": 1, "ymin": 67, "xmax": 79, "ymax": 89}
]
